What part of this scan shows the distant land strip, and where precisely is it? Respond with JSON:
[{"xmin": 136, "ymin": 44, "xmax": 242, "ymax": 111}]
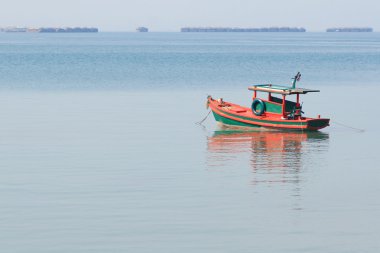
[
  {"xmin": 0, "ymin": 27, "xmax": 98, "ymax": 33},
  {"xmin": 326, "ymin": 27, "xmax": 373, "ymax": 32},
  {"xmin": 0, "ymin": 26, "xmax": 375, "ymax": 33},
  {"xmin": 181, "ymin": 27, "xmax": 306, "ymax": 32}
]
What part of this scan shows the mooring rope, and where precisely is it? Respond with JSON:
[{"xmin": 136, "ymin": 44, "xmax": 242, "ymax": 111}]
[
  {"xmin": 331, "ymin": 120, "xmax": 365, "ymax": 132},
  {"xmin": 196, "ymin": 110, "xmax": 211, "ymax": 125}
]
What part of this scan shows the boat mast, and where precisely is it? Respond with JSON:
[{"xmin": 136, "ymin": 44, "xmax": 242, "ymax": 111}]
[
  {"xmin": 292, "ymin": 72, "xmax": 301, "ymax": 106},
  {"xmin": 291, "ymin": 72, "xmax": 301, "ymax": 89}
]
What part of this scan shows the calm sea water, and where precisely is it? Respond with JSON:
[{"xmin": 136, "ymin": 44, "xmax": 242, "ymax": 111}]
[{"xmin": 0, "ymin": 32, "xmax": 380, "ymax": 252}]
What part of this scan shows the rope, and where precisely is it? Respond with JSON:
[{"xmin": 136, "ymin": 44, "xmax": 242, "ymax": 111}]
[
  {"xmin": 331, "ymin": 120, "xmax": 365, "ymax": 132},
  {"xmin": 196, "ymin": 110, "xmax": 211, "ymax": 125}
]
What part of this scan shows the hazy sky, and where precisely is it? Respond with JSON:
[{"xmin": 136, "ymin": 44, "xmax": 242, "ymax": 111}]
[{"xmin": 1, "ymin": 0, "xmax": 378, "ymax": 31}]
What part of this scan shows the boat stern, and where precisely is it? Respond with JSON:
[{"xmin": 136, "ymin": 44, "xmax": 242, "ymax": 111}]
[{"xmin": 306, "ymin": 118, "xmax": 330, "ymax": 130}]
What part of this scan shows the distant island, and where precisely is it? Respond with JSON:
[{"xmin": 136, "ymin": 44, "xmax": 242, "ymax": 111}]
[
  {"xmin": 0, "ymin": 27, "xmax": 99, "ymax": 33},
  {"xmin": 181, "ymin": 27, "xmax": 306, "ymax": 32},
  {"xmin": 136, "ymin": 27, "xmax": 149, "ymax": 32},
  {"xmin": 326, "ymin": 27, "xmax": 373, "ymax": 32}
]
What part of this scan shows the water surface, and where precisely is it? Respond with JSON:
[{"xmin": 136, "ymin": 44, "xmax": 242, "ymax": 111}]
[{"xmin": 0, "ymin": 33, "xmax": 379, "ymax": 252}]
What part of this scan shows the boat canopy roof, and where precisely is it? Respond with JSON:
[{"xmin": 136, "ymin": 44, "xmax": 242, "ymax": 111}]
[{"xmin": 248, "ymin": 84, "xmax": 320, "ymax": 95}]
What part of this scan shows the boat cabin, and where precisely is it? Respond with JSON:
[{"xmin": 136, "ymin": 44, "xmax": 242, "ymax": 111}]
[{"xmin": 247, "ymin": 84, "xmax": 320, "ymax": 119}]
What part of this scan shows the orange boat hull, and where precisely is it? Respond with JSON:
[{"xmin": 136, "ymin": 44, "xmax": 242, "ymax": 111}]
[{"xmin": 208, "ymin": 97, "xmax": 329, "ymax": 131}]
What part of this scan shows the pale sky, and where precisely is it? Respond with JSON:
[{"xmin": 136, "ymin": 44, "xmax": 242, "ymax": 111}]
[{"xmin": 0, "ymin": 0, "xmax": 378, "ymax": 32}]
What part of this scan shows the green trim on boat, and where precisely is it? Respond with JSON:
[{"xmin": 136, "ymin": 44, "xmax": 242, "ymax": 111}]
[
  {"xmin": 214, "ymin": 108, "xmax": 307, "ymax": 126},
  {"xmin": 212, "ymin": 112, "xmax": 261, "ymax": 127},
  {"xmin": 264, "ymin": 101, "xmax": 282, "ymax": 114}
]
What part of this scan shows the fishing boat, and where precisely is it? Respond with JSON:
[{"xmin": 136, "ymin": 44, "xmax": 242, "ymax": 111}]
[{"xmin": 207, "ymin": 73, "xmax": 330, "ymax": 131}]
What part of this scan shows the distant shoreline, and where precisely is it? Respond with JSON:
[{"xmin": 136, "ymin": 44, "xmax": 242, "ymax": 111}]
[
  {"xmin": 181, "ymin": 27, "xmax": 306, "ymax": 32},
  {"xmin": 0, "ymin": 27, "xmax": 98, "ymax": 33},
  {"xmin": 326, "ymin": 27, "xmax": 373, "ymax": 32},
  {"xmin": 0, "ymin": 29, "xmax": 378, "ymax": 33}
]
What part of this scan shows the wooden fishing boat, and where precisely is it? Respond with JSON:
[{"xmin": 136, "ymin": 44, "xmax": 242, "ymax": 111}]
[{"xmin": 207, "ymin": 73, "xmax": 330, "ymax": 131}]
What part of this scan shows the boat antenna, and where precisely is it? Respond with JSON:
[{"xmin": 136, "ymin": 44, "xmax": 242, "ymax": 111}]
[{"xmin": 291, "ymin": 72, "xmax": 301, "ymax": 89}]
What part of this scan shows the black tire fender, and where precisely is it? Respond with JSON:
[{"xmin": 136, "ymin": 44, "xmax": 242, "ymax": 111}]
[{"xmin": 251, "ymin": 99, "xmax": 265, "ymax": 116}]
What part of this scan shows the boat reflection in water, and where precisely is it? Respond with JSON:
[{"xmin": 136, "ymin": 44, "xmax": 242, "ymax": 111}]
[{"xmin": 207, "ymin": 127, "xmax": 329, "ymax": 186}]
